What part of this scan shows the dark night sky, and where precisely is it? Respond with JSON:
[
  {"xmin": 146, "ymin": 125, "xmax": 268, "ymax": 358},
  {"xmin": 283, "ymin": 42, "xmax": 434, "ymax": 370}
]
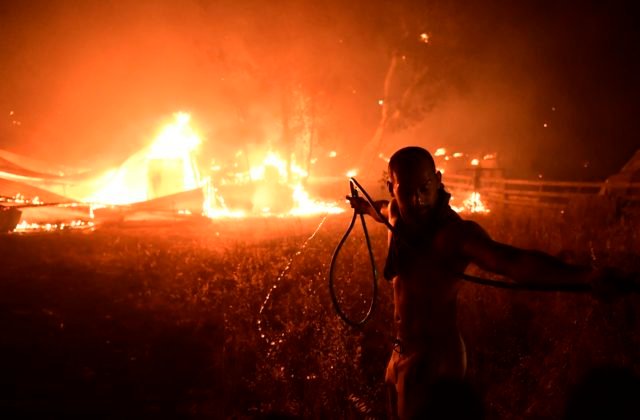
[{"xmin": 0, "ymin": 0, "xmax": 638, "ymax": 180}]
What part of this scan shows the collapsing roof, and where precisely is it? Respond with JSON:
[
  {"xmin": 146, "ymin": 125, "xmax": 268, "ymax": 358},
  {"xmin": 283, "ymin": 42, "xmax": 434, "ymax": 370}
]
[{"xmin": 0, "ymin": 114, "xmax": 207, "ymax": 231}]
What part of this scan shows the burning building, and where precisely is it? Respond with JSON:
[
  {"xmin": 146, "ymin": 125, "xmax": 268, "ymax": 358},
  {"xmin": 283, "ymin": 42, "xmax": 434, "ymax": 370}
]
[{"xmin": 0, "ymin": 112, "xmax": 346, "ymax": 232}]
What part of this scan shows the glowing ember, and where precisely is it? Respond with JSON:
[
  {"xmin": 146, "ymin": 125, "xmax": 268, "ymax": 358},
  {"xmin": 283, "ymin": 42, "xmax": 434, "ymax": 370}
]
[
  {"xmin": 14, "ymin": 219, "xmax": 95, "ymax": 233},
  {"xmin": 1, "ymin": 194, "xmax": 42, "ymax": 205},
  {"xmin": 434, "ymin": 148, "xmax": 446, "ymax": 156},
  {"xmin": 470, "ymin": 158, "xmax": 480, "ymax": 166}
]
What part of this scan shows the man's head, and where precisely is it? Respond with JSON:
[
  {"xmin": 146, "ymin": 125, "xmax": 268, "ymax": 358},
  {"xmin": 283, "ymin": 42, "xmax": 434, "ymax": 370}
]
[{"xmin": 387, "ymin": 146, "xmax": 442, "ymax": 225}]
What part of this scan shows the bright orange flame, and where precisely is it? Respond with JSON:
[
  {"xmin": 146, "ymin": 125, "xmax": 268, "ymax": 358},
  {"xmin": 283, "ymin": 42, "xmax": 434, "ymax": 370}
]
[
  {"xmin": 14, "ymin": 219, "xmax": 95, "ymax": 233},
  {"xmin": 2, "ymin": 193, "xmax": 42, "ymax": 205},
  {"xmin": 434, "ymin": 147, "xmax": 446, "ymax": 156},
  {"xmin": 67, "ymin": 113, "xmax": 342, "ymax": 219},
  {"xmin": 148, "ymin": 112, "xmax": 200, "ymax": 159},
  {"xmin": 471, "ymin": 158, "xmax": 479, "ymax": 166},
  {"xmin": 452, "ymin": 191, "xmax": 490, "ymax": 214},
  {"xmin": 86, "ymin": 112, "xmax": 202, "ymax": 205},
  {"xmin": 207, "ymin": 150, "xmax": 343, "ymax": 217},
  {"xmin": 464, "ymin": 192, "xmax": 489, "ymax": 213},
  {"xmin": 289, "ymin": 185, "xmax": 344, "ymax": 216}
]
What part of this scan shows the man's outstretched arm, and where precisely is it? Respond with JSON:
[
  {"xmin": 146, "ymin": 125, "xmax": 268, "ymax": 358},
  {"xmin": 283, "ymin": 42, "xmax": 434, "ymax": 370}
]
[{"xmin": 458, "ymin": 221, "xmax": 597, "ymax": 287}]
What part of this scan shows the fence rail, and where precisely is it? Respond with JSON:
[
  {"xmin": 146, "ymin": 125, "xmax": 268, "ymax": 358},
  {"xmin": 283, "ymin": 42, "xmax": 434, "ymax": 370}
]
[{"xmin": 443, "ymin": 173, "xmax": 640, "ymax": 209}]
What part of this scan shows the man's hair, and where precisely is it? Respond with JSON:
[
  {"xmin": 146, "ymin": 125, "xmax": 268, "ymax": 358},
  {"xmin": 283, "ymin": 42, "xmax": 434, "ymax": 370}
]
[{"xmin": 388, "ymin": 146, "xmax": 436, "ymax": 179}]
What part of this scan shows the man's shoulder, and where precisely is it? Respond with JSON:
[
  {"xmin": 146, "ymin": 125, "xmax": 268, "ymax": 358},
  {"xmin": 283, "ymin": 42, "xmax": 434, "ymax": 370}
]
[
  {"xmin": 438, "ymin": 214, "xmax": 489, "ymax": 244},
  {"xmin": 430, "ymin": 218, "xmax": 491, "ymax": 262}
]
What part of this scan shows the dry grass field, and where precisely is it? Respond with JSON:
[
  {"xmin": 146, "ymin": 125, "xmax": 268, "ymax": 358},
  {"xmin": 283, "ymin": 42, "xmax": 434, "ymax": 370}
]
[{"xmin": 1, "ymin": 201, "xmax": 638, "ymax": 418}]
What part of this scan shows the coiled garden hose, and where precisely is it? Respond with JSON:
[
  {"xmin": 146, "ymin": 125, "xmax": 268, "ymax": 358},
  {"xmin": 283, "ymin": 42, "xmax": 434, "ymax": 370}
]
[{"xmin": 328, "ymin": 178, "xmax": 378, "ymax": 328}]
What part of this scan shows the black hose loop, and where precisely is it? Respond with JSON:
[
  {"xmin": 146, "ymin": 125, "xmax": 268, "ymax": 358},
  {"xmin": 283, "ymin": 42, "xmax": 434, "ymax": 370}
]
[
  {"xmin": 329, "ymin": 179, "xmax": 378, "ymax": 328},
  {"xmin": 459, "ymin": 273, "xmax": 591, "ymax": 292}
]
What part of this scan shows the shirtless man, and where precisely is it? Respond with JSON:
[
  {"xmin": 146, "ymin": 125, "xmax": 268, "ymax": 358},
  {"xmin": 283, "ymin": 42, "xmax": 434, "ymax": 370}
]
[{"xmin": 349, "ymin": 146, "xmax": 632, "ymax": 419}]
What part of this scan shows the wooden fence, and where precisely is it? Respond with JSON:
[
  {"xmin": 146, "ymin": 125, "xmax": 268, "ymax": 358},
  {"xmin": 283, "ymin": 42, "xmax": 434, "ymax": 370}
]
[{"xmin": 443, "ymin": 172, "xmax": 640, "ymax": 210}]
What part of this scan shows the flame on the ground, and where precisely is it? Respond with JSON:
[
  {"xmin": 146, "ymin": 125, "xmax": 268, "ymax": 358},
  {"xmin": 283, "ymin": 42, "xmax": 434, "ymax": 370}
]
[
  {"xmin": 208, "ymin": 150, "xmax": 343, "ymax": 217},
  {"xmin": 289, "ymin": 185, "xmax": 343, "ymax": 216},
  {"xmin": 14, "ymin": 219, "xmax": 95, "ymax": 233},
  {"xmin": 451, "ymin": 191, "xmax": 490, "ymax": 214}
]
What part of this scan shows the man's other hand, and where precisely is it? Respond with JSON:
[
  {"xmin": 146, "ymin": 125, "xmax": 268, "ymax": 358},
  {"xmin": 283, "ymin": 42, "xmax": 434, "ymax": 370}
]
[{"xmin": 589, "ymin": 268, "xmax": 639, "ymax": 301}]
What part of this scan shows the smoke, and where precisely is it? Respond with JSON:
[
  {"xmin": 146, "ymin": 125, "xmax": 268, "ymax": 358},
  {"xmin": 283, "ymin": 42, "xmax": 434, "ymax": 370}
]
[
  {"xmin": 377, "ymin": 0, "xmax": 640, "ymax": 179},
  {"xmin": 0, "ymin": 0, "xmax": 637, "ymax": 179}
]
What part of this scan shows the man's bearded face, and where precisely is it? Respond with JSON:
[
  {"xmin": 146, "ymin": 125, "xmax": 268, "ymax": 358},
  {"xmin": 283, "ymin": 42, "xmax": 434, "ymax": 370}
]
[{"xmin": 389, "ymin": 161, "xmax": 442, "ymax": 226}]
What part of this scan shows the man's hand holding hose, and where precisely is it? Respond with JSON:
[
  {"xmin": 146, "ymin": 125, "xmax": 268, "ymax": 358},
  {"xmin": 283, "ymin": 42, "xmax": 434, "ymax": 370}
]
[{"xmin": 346, "ymin": 195, "xmax": 389, "ymax": 224}]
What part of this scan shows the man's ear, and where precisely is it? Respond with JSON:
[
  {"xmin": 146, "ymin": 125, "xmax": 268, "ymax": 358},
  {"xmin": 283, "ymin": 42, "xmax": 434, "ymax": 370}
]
[
  {"xmin": 387, "ymin": 181, "xmax": 394, "ymax": 197},
  {"xmin": 436, "ymin": 171, "xmax": 442, "ymax": 183}
]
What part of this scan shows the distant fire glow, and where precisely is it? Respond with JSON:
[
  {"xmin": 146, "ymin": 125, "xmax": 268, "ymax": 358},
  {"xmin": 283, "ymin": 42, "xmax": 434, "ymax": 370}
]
[{"xmin": 452, "ymin": 192, "xmax": 490, "ymax": 214}]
